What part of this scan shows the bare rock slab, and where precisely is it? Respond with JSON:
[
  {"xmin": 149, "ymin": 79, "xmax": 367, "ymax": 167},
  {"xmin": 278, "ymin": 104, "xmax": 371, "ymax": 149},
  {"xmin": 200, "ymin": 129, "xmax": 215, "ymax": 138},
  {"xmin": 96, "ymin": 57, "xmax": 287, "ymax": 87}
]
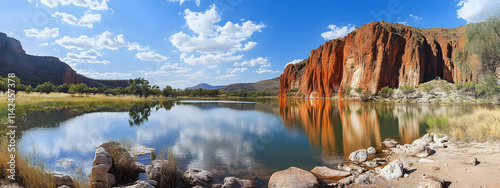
[{"xmin": 310, "ymin": 166, "xmax": 351, "ymax": 179}]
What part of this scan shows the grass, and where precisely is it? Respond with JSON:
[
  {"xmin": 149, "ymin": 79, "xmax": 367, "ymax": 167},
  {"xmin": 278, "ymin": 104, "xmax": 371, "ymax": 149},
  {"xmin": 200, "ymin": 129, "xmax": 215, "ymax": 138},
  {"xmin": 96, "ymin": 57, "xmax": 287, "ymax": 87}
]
[
  {"xmin": 154, "ymin": 148, "xmax": 187, "ymax": 188},
  {"xmin": 0, "ymin": 138, "xmax": 88, "ymax": 188},
  {"xmin": 427, "ymin": 107, "xmax": 500, "ymax": 141}
]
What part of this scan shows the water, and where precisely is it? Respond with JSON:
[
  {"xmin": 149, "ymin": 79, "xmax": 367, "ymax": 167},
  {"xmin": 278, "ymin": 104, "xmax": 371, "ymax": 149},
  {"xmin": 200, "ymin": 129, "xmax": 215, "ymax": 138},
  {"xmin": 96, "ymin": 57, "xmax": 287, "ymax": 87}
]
[{"xmin": 16, "ymin": 99, "xmax": 478, "ymax": 185}]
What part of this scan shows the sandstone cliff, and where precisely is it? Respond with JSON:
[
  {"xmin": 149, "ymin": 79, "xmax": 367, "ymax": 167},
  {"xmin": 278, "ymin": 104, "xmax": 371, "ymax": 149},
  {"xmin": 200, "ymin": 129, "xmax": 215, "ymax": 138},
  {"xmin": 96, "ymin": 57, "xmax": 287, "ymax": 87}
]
[
  {"xmin": 279, "ymin": 22, "xmax": 481, "ymax": 98},
  {"xmin": 0, "ymin": 32, "xmax": 128, "ymax": 87}
]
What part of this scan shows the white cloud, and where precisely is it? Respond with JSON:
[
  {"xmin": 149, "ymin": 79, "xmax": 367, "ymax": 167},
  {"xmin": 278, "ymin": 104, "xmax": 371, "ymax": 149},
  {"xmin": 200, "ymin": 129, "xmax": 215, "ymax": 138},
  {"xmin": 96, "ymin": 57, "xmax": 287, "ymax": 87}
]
[
  {"xmin": 254, "ymin": 67, "xmax": 279, "ymax": 74},
  {"xmin": 38, "ymin": 0, "xmax": 109, "ymax": 10},
  {"xmin": 136, "ymin": 51, "xmax": 168, "ymax": 62},
  {"xmin": 457, "ymin": 0, "xmax": 500, "ymax": 23},
  {"xmin": 144, "ymin": 63, "xmax": 190, "ymax": 76},
  {"xmin": 128, "ymin": 42, "xmax": 150, "ymax": 51},
  {"xmin": 75, "ymin": 69, "xmax": 131, "ymax": 79},
  {"xmin": 62, "ymin": 49, "xmax": 110, "ymax": 65},
  {"xmin": 215, "ymin": 74, "xmax": 236, "ymax": 80},
  {"xmin": 170, "ymin": 5, "xmax": 265, "ymax": 53},
  {"xmin": 207, "ymin": 65, "xmax": 217, "ymax": 69},
  {"xmin": 409, "ymin": 14, "xmax": 422, "ymax": 21},
  {"xmin": 226, "ymin": 67, "xmax": 247, "ymax": 74},
  {"xmin": 233, "ymin": 57, "xmax": 268, "ymax": 66},
  {"xmin": 52, "ymin": 12, "xmax": 101, "ymax": 28},
  {"xmin": 55, "ymin": 31, "xmax": 147, "ymax": 51},
  {"xmin": 180, "ymin": 52, "xmax": 243, "ymax": 65},
  {"xmin": 321, "ymin": 24, "xmax": 356, "ymax": 40},
  {"xmin": 168, "ymin": 0, "xmax": 201, "ymax": 6},
  {"xmin": 184, "ymin": 69, "xmax": 208, "ymax": 80},
  {"xmin": 24, "ymin": 27, "xmax": 59, "ymax": 39},
  {"xmin": 39, "ymin": 43, "xmax": 49, "ymax": 46},
  {"xmin": 398, "ymin": 20, "xmax": 409, "ymax": 25},
  {"xmin": 285, "ymin": 59, "xmax": 303, "ymax": 67}
]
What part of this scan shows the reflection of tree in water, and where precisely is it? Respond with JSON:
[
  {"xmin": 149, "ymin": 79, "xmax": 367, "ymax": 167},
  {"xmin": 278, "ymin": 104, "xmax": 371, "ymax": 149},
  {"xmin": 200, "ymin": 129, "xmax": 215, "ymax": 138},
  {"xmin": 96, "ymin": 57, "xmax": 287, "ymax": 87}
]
[{"xmin": 128, "ymin": 101, "xmax": 176, "ymax": 126}]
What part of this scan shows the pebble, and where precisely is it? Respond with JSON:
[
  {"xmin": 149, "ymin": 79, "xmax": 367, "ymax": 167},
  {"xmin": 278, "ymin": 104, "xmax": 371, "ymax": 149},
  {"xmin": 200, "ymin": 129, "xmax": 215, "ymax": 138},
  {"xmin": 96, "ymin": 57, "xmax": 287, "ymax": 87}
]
[
  {"xmin": 432, "ymin": 166, "xmax": 440, "ymax": 170},
  {"xmin": 444, "ymin": 164, "xmax": 448, "ymax": 166},
  {"xmin": 404, "ymin": 174, "xmax": 409, "ymax": 178}
]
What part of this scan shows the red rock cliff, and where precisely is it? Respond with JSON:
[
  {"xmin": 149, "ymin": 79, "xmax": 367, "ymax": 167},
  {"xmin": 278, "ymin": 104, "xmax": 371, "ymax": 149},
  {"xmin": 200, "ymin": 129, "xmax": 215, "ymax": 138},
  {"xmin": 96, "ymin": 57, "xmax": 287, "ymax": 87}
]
[{"xmin": 279, "ymin": 22, "xmax": 480, "ymax": 98}]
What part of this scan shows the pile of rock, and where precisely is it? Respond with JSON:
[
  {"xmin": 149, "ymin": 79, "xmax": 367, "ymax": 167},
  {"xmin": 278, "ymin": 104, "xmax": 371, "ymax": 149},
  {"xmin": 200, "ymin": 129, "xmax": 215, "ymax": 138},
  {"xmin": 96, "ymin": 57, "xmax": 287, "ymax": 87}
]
[{"xmin": 267, "ymin": 133, "xmax": 448, "ymax": 188}]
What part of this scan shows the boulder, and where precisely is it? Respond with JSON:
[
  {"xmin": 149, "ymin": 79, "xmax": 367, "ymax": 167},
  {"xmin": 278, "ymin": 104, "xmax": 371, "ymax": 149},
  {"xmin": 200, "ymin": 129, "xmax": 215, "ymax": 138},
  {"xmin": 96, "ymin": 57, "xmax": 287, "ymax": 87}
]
[
  {"xmin": 122, "ymin": 179, "xmax": 157, "ymax": 188},
  {"xmin": 382, "ymin": 139, "xmax": 399, "ymax": 148},
  {"xmin": 394, "ymin": 143, "xmax": 431, "ymax": 158},
  {"xmin": 145, "ymin": 159, "xmax": 168, "ymax": 181},
  {"xmin": 222, "ymin": 177, "xmax": 254, "ymax": 188},
  {"xmin": 354, "ymin": 173, "xmax": 379, "ymax": 185},
  {"xmin": 379, "ymin": 160, "xmax": 403, "ymax": 180},
  {"xmin": 364, "ymin": 161, "xmax": 378, "ymax": 168},
  {"xmin": 268, "ymin": 167, "xmax": 320, "ymax": 188},
  {"xmin": 336, "ymin": 176, "xmax": 355, "ymax": 187},
  {"xmin": 367, "ymin": 147, "xmax": 376, "ymax": 155},
  {"xmin": 184, "ymin": 169, "xmax": 214, "ymax": 187},
  {"xmin": 465, "ymin": 157, "xmax": 477, "ymax": 166},
  {"xmin": 53, "ymin": 173, "xmax": 75, "ymax": 188},
  {"xmin": 310, "ymin": 166, "xmax": 351, "ymax": 179},
  {"xmin": 417, "ymin": 176, "xmax": 444, "ymax": 188},
  {"xmin": 349, "ymin": 149, "xmax": 368, "ymax": 162},
  {"xmin": 412, "ymin": 133, "xmax": 434, "ymax": 146},
  {"xmin": 130, "ymin": 144, "xmax": 156, "ymax": 157}
]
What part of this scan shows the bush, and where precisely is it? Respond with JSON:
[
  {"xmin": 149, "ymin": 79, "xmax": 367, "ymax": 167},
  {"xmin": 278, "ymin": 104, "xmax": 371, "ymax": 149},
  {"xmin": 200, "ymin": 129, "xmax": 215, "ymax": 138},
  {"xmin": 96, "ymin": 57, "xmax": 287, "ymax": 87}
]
[
  {"xmin": 331, "ymin": 92, "xmax": 337, "ymax": 97},
  {"xmin": 361, "ymin": 90, "xmax": 372, "ymax": 101},
  {"xmin": 342, "ymin": 85, "xmax": 353, "ymax": 98},
  {"xmin": 456, "ymin": 82, "xmax": 476, "ymax": 93},
  {"xmin": 354, "ymin": 87, "xmax": 363, "ymax": 95},
  {"xmin": 443, "ymin": 85, "xmax": 451, "ymax": 94},
  {"xmin": 155, "ymin": 148, "xmax": 188, "ymax": 188},
  {"xmin": 427, "ymin": 115, "xmax": 448, "ymax": 134},
  {"xmin": 475, "ymin": 83, "xmax": 487, "ymax": 96},
  {"xmin": 421, "ymin": 84, "xmax": 433, "ymax": 93},
  {"xmin": 378, "ymin": 86, "xmax": 393, "ymax": 98},
  {"xmin": 34, "ymin": 81, "xmax": 56, "ymax": 94},
  {"xmin": 290, "ymin": 88, "xmax": 299, "ymax": 92},
  {"xmin": 400, "ymin": 84, "xmax": 416, "ymax": 96}
]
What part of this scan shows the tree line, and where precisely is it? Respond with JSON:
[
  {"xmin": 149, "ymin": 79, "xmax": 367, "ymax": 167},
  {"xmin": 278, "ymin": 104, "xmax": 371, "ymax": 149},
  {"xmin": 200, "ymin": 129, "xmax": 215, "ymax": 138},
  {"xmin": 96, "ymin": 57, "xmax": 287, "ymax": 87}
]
[{"xmin": 0, "ymin": 77, "xmax": 277, "ymax": 98}]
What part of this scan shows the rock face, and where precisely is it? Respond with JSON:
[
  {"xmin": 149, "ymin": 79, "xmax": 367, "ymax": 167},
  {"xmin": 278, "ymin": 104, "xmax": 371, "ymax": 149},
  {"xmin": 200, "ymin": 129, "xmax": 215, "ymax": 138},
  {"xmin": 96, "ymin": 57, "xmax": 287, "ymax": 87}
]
[
  {"xmin": 268, "ymin": 167, "xmax": 320, "ymax": 188},
  {"xmin": 279, "ymin": 22, "xmax": 481, "ymax": 98}
]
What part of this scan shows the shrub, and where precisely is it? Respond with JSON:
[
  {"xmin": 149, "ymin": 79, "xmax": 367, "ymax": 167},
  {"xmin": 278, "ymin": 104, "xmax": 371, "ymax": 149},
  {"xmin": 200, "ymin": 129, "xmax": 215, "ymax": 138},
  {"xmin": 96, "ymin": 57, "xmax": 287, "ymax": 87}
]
[
  {"xmin": 342, "ymin": 85, "xmax": 353, "ymax": 98},
  {"xmin": 421, "ymin": 84, "xmax": 433, "ymax": 93},
  {"xmin": 400, "ymin": 84, "xmax": 416, "ymax": 96},
  {"xmin": 331, "ymin": 92, "xmax": 337, "ymax": 98},
  {"xmin": 378, "ymin": 86, "xmax": 393, "ymax": 98},
  {"xmin": 290, "ymin": 88, "xmax": 299, "ymax": 92},
  {"xmin": 361, "ymin": 90, "xmax": 372, "ymax": 101},
  {"xmin": 155, "ymin": 148, "xmax": 188, "ymax": 188},
  {"xmin": 475, "ymin": 83, "xmax": 487, "ymax": 96},
  {"xmin": 354, "ymin": 87, "xmax": 363, "ymax": 95},
  {"xmin": 443, "ymin": 85, "xmax": 451, "ymax": 94},
  {"xmin": 427, "ymin": 115, "xmax": 448, "ymax": 134}
]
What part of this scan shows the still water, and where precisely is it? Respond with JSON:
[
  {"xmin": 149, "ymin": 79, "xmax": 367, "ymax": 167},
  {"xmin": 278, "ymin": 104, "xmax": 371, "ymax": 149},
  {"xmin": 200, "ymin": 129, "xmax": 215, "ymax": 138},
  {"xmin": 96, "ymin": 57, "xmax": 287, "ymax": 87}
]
[{"xmin": 17, "ymin": 99, "xmax": 476, "ymax": 184}]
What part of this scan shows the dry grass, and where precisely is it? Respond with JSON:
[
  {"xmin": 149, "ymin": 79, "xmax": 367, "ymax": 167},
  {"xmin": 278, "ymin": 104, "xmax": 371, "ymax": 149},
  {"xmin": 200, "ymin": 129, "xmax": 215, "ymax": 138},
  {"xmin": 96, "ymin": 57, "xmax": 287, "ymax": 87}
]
[
  {"xmin": 428, "ymin": 107, "xmax": 500, "ymax": 141},
  {"xmin": 0, "ymin": 138, "xmax": 88, "ymax": 187},
  {"xmin": 155, "ymin": 148, "xmax": 187, "ymax": 188}
]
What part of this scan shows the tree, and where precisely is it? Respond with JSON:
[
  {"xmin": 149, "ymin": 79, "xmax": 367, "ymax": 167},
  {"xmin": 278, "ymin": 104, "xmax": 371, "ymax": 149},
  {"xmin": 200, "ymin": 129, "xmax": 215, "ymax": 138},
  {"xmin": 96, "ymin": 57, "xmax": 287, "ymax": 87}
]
[
  {"xmin": 342, "ymin": 85, "xmax": 353, "ymax": 98},
  {"xmin": 354, "ymin": 87, "xmax": 364, "ymax": 95},
  {"xmin": 378, "ymin": 86, "xmax": 393, "ymax": 98},
  {"xmin": 150, "ymin": 85, "xmax": 161, "ymax": 98},
  {"xmin": 129, "ymin": 78, "xmax": 151, "ymax": 98},
  {"xmin": 162, "ymin": 85, "xmax": 176, "ymax": 97},
  {"xmin": 88, "ymin": 87, "xmax": 99, "ymax": 95},
  {"xmin": 361, "ymin": 90, "xmax": 372, "ymax": 101},
  {"xmin": 466, "ymin": 15, "xmax": 500, "ymax": 78},
  {"xmin": 25, "ymin": 85, "xmax": 32, "ymax": 94},
  {"xmin": 35, "ymin": 82, "xmax": 56, "ymax": 94},
  {"xmin": 0, "ymin": 76, "xmax": 7, "ymax": 93},
  {"xmin": 68, "ymin": 83, "xmax": 88, "ymax": 95},
  {"xmin": 57, "ymin": 83, "xmax": 70, "ymax": 93}
]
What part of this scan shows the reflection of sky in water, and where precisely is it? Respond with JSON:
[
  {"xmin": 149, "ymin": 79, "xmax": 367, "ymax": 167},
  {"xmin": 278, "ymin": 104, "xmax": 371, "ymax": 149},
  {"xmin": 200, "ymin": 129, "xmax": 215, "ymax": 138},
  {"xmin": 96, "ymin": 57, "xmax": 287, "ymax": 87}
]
[{"xmin": 19, "ymin": 102, "xmax": 321, "ymax": 177}]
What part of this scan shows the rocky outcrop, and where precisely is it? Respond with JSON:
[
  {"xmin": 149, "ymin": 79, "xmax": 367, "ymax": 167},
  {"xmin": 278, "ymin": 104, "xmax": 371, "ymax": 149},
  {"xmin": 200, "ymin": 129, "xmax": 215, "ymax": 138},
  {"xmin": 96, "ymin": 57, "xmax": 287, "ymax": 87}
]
[{"xmin": 279, "ymin": 22, "xmax": 481, "ymax": 98}]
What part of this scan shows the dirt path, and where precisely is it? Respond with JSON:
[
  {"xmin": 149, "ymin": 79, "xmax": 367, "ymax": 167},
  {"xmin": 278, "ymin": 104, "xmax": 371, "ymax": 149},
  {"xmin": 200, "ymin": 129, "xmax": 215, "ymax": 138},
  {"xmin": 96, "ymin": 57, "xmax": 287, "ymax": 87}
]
[{"xmin": 391, "ymin": 140, "xmax": 500, "ymax": 187}]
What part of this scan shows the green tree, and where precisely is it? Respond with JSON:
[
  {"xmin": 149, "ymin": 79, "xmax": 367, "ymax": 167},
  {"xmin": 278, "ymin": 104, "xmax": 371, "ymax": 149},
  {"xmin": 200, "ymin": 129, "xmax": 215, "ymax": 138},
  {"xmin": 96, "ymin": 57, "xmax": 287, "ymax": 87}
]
[
  {"xmin": 466, "ymin": 15, "xmax": 500, "ymax": 78},
  {"xmin": 88, "ymin": 87, "xmax": 99, "ymax": 95},
  {"xmin": 354, "ymin": 87, "xmax": 364, "ymax": 95},
  {"xmin": 57, "ymin": 83, "xmax": 70, "ymax": 93},
  {"xmin": 25, "ymin": 85, "xmax": 32, "ymax": 94},
  {"xmin": 400, "ymin": 84, "xmax": 416, "ymax": 97},
  {"xmin": 35, "ymin": 82, "xmax": 56, "ymax": 94},
  {"xmin": 0, "ymin": 76, "xmax": 6, "ymax": 93},
  {"xmin": 129, "ymin": 78, "xmax": 151, "ymax": 98},
  {"xmin": 150, "ymin": 85, "xmax": 161, "ymax": 98},
  {"xmin": 68, "ymin": 83, "xmax": 88, "ymax": 95},
  {"xmin": 342, "ymin": 85, "xmax": 353, "ymax": 98},
  {"xmin": 378, "ymin": 86, "xmax": 393, "ymax": 98},
  {"xmin": 162, "ymin": 85, "xmax": 176, "ymax": 97}
]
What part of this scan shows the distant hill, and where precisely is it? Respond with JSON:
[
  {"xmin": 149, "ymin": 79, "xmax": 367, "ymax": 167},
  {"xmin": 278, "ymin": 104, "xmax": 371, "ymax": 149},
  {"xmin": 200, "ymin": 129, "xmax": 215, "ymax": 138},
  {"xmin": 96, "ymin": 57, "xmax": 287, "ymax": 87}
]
[
  {"xmin": 188, "ymin": 83, "xmax": 226, "ymax": 90},
  {"xmin": 0, "ymin": 32, "xmax": 128, "ymax": 88},
  {"xmin": 219, "ymin": 77, "xmax": 280, "ymax": 92}
]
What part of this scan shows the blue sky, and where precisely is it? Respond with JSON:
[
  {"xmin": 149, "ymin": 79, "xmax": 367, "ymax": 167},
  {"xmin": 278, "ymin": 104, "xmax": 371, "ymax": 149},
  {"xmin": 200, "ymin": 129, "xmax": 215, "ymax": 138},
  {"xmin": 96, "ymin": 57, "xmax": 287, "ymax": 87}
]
[{"xmin": 0, "ymin": 0, "xmax": 498, "ymax": 89}]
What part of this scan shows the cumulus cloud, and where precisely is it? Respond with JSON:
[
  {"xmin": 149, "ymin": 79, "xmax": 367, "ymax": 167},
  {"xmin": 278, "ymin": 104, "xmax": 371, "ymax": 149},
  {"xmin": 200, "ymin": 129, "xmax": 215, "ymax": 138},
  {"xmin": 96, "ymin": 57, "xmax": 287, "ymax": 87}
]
[
  {"xmin": 215, "ymin": 74, "xmax": 236, "ymax": 80},
  {"xmin": 62, "ymin": 49, "xmax": 110, "ymax": 65},
  {"xmin": 409, "ymin": 14, "xmax": 422, "ymax": 21},
  {"xmin": 170, "ymin": 5, "xmax": 265, "ymax": 53},
  {"xmin": 39, "ymin": 43, "xmax": 49, "ymax": 46},
  {"xmin": 37, "ymin": 0, "xmax": 109, "ymax": 10},
  {"xmin": 180, "ymin": 52, "xmax": 243, "ymax": 65},
  {"xmin": 55, "ymin": 31, "xmax": 148, "ymax": 51},
  {"xmin": 136, "ymin": 51, "xmax": 168, "ymax": 62},
  {"xmin": 321, "ymin": 24, "xmax": 356, "ymax": 40},
  {"xmin": 226, "ymin": 67, "xmax": 247, "ymax": 74},
  {"xmin": 284, "ymin": 59, "xmax": 303, "ymax": 67},
  {"xmin": 457, "ymin": 0, "xmax": 500, "ymax": 23},
  {"xmin": 233, "ymin": 57, "xmax": 268, "ymax": 66},
  {"xmin": 52, "ymin": 12, "xmax": 101, "ymax": 28},
  {"xmin": 168, "ymin": 0, "xmax": 201, "ymax": 6},
  {"xmin": 24, "ymin": 27, "xmax": 59, "ymax": 39},
  {"xmin": 254, "ymin": 67, "xmax": 279, "ymax": 74},
  {"xmin": 75, "ymin": 69, "xmax": 131, "ymax": 79},
  {"xmin": 144, "ymin": 63, "xmax": 191, "ymax": 76}
]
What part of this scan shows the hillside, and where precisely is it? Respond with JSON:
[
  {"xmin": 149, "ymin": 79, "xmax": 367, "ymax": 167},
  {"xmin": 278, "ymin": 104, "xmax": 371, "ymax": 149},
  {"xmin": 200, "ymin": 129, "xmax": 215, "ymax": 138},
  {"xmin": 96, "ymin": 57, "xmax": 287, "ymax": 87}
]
[
  {"xmin": 279, "ymin": 22, "xmax": 481, "ymax": 98},
  {"xmin": 188, "ymin": 83, "xmax": 226, "ymax": 90},
  {"xmin": 0, "ymin": 32, "xmax": 128, "ymax": 88},
  {"xmin": 219, "ymin": 77, "xmax": 280, "ymax": 92}
]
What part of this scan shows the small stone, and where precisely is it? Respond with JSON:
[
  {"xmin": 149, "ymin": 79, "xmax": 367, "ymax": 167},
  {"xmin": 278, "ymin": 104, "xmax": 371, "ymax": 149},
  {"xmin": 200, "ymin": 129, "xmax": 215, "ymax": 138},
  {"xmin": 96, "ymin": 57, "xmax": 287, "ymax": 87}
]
[
  {"xmin": 367, "ymin": 147, "xmax": 376, "ymax": 155},
  {"xmin": 349, "ymin": 149, "xmax": 368, "ymax": 162},
  {"xmin": 418, "ymin": 159, "xmax": 435, "ymax": 163},
  {"xmin": 404, "ymin": 174, "xmax": 409, "ymax": 178},
  {"xmin": 383, "ymin": 139, "xmax": 399, "ymax": 148},
  {"xmin": 379, "ymin": 160, "xmax": 403, "ymax": 180},
  {"xmin": 465, "ymin": 157, "xmax": 477, "ymax": 166},
  {"xmin": 444, "ymin": 164, "xmax": 448, "ymax": 166},
  {"xmin": 433, "ymin": 166, "xmax": 440, "ymax": 170}
]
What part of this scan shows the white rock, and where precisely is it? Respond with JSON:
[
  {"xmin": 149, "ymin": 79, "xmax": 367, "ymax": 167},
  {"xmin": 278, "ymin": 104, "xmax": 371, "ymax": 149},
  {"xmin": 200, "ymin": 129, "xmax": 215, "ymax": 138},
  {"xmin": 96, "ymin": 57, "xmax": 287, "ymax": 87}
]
[
  {"xmin": 349, "ymin": 149, "xmax": 368, "ymax": 162},
  {"xmin": 379, "ymin": 160, "xmax": 404, "ymax": 180},
  {"xmin": 367, "ymin": 147, "xmax": 376, "ymax": 155},
  {"xmin": 130, "ymin": 144, "xmax": 156, "ymax": 157},
  {"xmin": 418, "ymin": 159, "xmax": 436, "ymax": 163}
]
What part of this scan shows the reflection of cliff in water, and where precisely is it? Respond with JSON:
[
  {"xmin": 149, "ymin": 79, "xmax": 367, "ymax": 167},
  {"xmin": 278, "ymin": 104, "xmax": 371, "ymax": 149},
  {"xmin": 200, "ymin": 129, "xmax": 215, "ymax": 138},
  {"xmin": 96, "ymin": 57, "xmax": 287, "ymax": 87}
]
[{"xmin": 277, "ymin": 99, "xmax": 469, "ymax": 158}]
